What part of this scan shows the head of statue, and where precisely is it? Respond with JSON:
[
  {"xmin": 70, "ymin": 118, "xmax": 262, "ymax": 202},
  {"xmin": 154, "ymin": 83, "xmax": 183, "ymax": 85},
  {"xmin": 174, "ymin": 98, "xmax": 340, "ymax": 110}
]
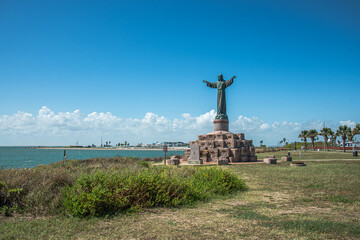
[{"xmin": 218, "ymin": 74, "xmax": 224, "ymax": 81}]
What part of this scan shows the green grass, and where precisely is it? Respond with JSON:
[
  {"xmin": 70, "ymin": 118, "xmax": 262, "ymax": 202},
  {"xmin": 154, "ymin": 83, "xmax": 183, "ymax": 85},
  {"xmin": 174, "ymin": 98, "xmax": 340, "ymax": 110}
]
[
  {"xmin": 1, "ymin": 152, "xmax": 360, "ymax": 239},
  {"xmin": 256, "ymin": 149, "xmax": 358, "ymax": 161}
]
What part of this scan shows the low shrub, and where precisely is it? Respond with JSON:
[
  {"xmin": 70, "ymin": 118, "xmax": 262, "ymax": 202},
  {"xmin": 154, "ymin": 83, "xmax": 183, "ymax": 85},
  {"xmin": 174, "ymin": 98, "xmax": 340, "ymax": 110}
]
[
  {"xmin": 137, "ymin": 161, "xmax": 150, "ymax": 168},
  {"xmin": 63, "ymin": 167, "xmax": 246, "ymax": 217},
  {"xmin": 0, "ymin": 167, "xmax": 75, "ymax": 215},
  {"xmin": 142, "ymin": 157, "xmax": 163, "ymax": 162},
  {"xmin": 0, "ymin": 157, "xmax": 149, "ymax": 216},
  {"xmin": 0, "ymin": 157, "xmax": 246, "ymax": 217},
  {"xmin": 0, "ymin": 181, "xmax": 24, "ymax": 216}
]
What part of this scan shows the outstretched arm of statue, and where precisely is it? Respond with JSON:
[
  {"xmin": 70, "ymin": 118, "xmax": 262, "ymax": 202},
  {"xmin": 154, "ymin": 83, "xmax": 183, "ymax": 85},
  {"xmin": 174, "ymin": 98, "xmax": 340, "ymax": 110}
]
[
  {"xmin": 225, "ymin": 76, "xmax": 236, "ymax": 88},
  {"xmin": 203, "ymin": 80, "xmax": 217, "ymax": 88}
]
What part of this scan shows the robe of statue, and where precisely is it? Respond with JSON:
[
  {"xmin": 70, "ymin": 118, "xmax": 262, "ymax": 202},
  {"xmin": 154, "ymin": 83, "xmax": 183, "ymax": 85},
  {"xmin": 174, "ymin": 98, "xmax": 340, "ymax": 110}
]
[{"xmin": 205, "ymin": 78, "xmax": 233, "ymax": 119}]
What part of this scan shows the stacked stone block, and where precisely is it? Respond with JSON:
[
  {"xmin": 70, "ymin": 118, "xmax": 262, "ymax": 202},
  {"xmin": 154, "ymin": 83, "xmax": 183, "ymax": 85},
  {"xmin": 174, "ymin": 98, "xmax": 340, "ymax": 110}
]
[{"xmin": 184, "ymin": 132, "xmax": 257, "ymax": 163}]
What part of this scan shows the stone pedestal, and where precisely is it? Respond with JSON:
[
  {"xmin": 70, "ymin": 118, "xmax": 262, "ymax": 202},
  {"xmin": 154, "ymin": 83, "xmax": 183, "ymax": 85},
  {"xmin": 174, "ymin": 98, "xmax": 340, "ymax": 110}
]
[
  {"xmin": 184, "ymin": 131, "xmax": 257, "ymax": 164},
  {"xmin": 213, "ymin": 119, "xmax": 229, "ymax": 131}
]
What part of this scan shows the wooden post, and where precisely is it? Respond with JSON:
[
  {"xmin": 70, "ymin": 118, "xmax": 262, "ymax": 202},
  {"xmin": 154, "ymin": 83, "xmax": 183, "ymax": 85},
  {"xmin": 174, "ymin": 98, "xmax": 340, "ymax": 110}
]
[
  {"xmin": 63, "ymin": 150, "xmax": 66, "ymax": 166},
  {"xmin": 163, "ymin": 145, "xmax": 168, "ymax": 165}
]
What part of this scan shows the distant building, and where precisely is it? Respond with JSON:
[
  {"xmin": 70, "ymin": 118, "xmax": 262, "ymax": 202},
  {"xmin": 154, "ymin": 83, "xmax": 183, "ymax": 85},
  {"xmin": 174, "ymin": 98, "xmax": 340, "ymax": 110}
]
[
  {"xmin": 163, "ymin": 141, "xmax": 189, "ymax": 147},
  {"xmin": 341, "ymin": 141, "xmax": 359, "ymax": 147}
]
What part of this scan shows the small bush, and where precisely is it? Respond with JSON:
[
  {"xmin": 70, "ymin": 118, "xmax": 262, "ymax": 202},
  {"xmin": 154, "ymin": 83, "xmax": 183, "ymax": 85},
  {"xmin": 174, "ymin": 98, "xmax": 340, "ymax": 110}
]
[
  {"xmin": 0, "ymin": 181, "xmax": 24, "ymax": 216},
  {"xmin": 137, "ymin": 161, "xmax": 150, "ymax": 168},
  {"xmin": 63, "ymin": 167, "xmax": 246, "ymax": 217}
]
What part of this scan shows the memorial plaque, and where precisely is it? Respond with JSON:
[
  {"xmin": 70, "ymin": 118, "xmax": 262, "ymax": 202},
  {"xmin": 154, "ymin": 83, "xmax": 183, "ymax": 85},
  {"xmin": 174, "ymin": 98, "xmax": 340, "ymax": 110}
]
[
  {"xmin": 188, "ymin": 144, "xmax": 202, "ymax": 164},
  {"xmin": 190, "ymin": 144, "xmax": 200, "ymax": 160}
]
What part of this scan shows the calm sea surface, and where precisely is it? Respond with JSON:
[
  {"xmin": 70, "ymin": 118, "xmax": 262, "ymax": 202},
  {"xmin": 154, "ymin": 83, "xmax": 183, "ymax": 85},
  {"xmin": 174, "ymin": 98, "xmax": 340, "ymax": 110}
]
[{"xmin": 0, "ymin": 147, "xmax": 185, "ymax": 169}]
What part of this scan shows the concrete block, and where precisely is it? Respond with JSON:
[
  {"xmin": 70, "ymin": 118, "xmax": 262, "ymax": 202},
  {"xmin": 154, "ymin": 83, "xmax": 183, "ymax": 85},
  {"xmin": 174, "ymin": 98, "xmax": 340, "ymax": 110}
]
[
  {"xmin": 250, "ymin": 156, "xmax": 257, "ymax": 162},
  {"xmin": 206, "ymin": 134, "xmax": 216, "ymax": 140},
  {"xmin": 240, "ymin": 156, "xmax": 249, "ymax": 162},
  {"xmin": 281, "ymin": 156, "xmax": 292, "ymax": 161},
  {"xmin": 166, "ymin": 159, "xmax": 180, "ymax": 165},
  {"xmin": 231, "ymin": 148, "xmax": 241, "ymax": 158},
  {"xmin": 215, "ymin": 133, "xmax": 226, "ymax": 140},
  {"xmin": 198, "ymin": 135, "xmax": 206, "ymax": 141},
  {"xmin": 226, "ymin": 139, "xmax": 236, "ymax": 148},
  {"xmin": 264, "ymin": 158, "xmax": 277, "ymax": 164},
  {"xmin": 219, "ymin": 148, "xmax": 231, "ymax": 158},
  {"xmin": 217, "ymin": 159, "xmax": 229, "ymax": 165},
  {"xmin": 236, "ymin": 133, "xmax": 245, "ymax": 140},
  {"xmin": 209, "ymin": 148, "xmax": 219, "ymax": 158},
  {"xmin": 215, "ymin": 140, "xmax": 226, "ymax": 148},
  {"xmin": 188, "ymin": 159, "xmax": 203, "ymax": 165}
]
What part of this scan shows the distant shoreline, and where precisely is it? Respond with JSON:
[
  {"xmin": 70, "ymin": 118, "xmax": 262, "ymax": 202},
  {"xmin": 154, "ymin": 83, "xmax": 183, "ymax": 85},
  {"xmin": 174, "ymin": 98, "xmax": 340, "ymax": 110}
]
[{"xmin": 31, "ymin": 147, "xmax": 188, "ymax": 151}]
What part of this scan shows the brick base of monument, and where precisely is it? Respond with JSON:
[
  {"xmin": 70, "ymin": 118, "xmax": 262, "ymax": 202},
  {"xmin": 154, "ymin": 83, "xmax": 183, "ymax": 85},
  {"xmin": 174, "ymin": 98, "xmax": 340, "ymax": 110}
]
[{"xmin": 184, "ymin": 131, "xmax": 257, "ymax": 164}]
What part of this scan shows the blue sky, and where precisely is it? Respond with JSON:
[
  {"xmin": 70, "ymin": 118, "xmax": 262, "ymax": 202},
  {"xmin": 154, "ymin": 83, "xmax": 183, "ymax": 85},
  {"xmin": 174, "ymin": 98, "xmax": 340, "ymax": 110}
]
[{"xmin": 0, "ymin": 0, "xmax": 359, "ymax": 146}]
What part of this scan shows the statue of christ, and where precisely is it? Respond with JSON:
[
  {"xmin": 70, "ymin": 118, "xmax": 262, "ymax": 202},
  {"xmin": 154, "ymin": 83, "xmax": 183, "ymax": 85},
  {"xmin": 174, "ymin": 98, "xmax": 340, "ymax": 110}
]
[{"xmin": 203, "ymin": 74, "xmax": 236, "ymax": 120}]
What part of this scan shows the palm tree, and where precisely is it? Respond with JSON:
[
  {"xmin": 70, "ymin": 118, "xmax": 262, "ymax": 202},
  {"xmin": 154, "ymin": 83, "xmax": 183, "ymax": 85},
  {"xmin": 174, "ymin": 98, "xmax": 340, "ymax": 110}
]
[
  {"xmin": 330, "ymin": 131, "xmax": 338, "ymax": 147},
  {"xmin": 306, "ymin": 129, "xmax": 318, "ymax": 151},
  {"xmin": 347, "ymin": 129, "xmax": 354, "ymax": 142},
  {"xmin": 283, "ymin": 138, "xmax": 286, "ymax": 146},
  {"xmin": 298, "ymin": 130, "xmax": 309, "ymax": 150},
  {"xmin": 319, "ymin": 127, "xmax": 333, "ymax": 151},
  {"xmin": 354, "ymin": 123, "xmax": 360, "ymax": 136},
  {"xmin": 336, "ymin": 125, "xmax": 350, "ymax": 152}
]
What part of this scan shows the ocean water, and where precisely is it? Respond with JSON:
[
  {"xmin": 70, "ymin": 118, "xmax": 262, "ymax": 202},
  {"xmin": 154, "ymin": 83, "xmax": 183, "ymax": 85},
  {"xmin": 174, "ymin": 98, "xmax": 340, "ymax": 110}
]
[{"xmin": 0, "ymin": 147, "xmax": 185, "ymax": 169}]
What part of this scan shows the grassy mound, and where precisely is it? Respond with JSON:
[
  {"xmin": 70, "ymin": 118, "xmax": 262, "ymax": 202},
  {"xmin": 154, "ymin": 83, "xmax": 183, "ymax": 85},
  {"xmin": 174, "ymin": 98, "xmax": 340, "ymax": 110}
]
[{"xmin": 0, "ymin": 157, "xmax": 245, "ymax": 217}]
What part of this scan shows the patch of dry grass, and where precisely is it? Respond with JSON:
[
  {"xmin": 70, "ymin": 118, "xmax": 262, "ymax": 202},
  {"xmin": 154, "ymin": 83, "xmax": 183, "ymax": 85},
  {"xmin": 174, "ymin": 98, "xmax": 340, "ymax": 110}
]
[
  {"xmin": 0, "ymin": 157, "xmax": 148, "ymax": 215},
  {"xmin": 1, "ymin": 155, "xmax": 360, "ymax": 239}
]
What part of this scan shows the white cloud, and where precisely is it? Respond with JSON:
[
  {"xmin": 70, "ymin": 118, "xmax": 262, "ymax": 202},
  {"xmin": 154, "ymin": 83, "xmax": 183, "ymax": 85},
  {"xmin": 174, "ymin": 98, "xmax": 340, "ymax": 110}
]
[
  {"xmin": 339, "ymin": 120, "xmax": 356, "ymax": 128},
  {"xmin": 0, "ymin": 107, "xmax": 358, "ymax": 146},
  {"xmin": 195, "ymin": 110, "xmax": 216, "ymax": 127},
  {"xmin": 0, "ymin": 111, "xmax": 36, "ymax": 134},
  {"xmin": 233, "ymin": 115, "xmax": 271, "ymax": 131}
]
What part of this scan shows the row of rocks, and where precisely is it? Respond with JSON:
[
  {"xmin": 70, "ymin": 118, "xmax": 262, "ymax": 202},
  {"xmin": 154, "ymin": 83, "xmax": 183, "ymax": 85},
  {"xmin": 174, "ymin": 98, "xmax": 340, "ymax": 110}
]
[{"xmin": 263, "ymin": 154, "xmax": 293, "ymax": 164}]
